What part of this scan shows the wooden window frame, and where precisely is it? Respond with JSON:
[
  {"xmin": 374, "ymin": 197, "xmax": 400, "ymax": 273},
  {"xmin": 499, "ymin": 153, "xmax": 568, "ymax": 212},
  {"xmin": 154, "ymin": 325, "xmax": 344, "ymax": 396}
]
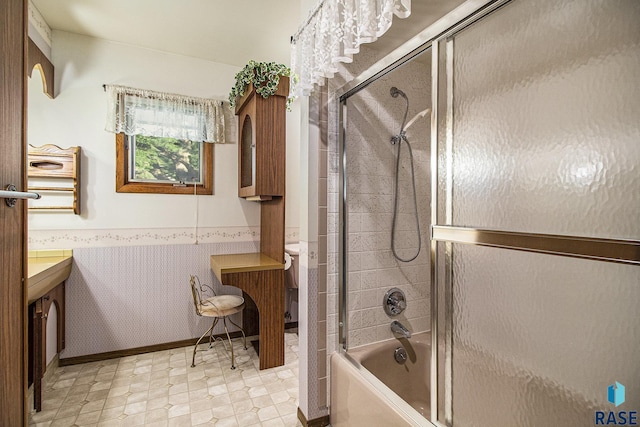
[{"xmin": 115, "ymin": 133, "xmax": 213, "ymax": 195}]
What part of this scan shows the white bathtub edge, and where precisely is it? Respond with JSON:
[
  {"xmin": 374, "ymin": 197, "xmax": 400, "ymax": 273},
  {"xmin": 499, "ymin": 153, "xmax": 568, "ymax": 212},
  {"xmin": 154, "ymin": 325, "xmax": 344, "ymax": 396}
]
[{"xmin": 330, "ymin": 351, "xmax": 436, "ymax": 427}]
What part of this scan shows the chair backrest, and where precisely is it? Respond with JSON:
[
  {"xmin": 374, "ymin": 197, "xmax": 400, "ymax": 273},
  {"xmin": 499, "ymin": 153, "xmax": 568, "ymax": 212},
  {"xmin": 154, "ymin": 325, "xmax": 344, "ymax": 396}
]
[
  {"xmin": 190, "ymin": 275, "xmax": 203, "ymax": 316},
  {"xmin": 190, "ymin": 275, "xmax": 219, "ymax": 316}
]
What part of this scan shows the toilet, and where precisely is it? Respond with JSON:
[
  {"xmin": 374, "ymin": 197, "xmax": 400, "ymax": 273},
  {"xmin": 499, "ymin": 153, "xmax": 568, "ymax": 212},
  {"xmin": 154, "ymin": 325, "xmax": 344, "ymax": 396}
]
[
  {"xmin": 284, "ymin": 243, "xmax": 299, "ymax": 323},
  {"xmin": 284, "ymin": 243, "xmax": 299, "ymax": 289}
]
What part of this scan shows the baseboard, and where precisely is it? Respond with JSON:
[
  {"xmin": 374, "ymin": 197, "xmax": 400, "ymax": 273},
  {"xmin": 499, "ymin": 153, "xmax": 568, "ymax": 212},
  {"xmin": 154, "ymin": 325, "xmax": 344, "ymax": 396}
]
[
  {"xmin": 59, "ymin": 331, "xmax": 246, "ymax": 366},
  {"xmin": 297, "ymin": 407, "xmax": 330, "ymax": 427},
  {"xmin": 285, "ymin": 321, "xmax": 299, "ymax": 330},
  {"xmin": 43, "ymin": 354, "xmax": 59, "ymax": 386}
]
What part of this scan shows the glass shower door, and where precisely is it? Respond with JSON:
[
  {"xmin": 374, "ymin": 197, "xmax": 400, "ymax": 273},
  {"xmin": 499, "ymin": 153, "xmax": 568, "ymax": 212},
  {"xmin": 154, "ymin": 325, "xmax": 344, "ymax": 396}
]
[{"xmin": 431, "ymin": 0, "xmax": 640, "ymax": 425}]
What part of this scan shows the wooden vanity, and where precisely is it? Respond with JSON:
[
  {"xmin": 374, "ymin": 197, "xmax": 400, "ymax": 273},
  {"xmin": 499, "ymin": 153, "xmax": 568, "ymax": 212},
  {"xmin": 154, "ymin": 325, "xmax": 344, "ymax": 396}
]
[{"xmin": 27, "ymin": 251, "xmax": 72, "ymax": 412}]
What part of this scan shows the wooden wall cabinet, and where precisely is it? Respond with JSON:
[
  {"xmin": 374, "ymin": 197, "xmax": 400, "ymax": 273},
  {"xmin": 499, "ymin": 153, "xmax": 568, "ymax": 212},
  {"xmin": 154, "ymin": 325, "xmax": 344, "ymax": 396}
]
[{"xmin": 235, "ymin": 77, "xmax": 289, "ymax": 200}]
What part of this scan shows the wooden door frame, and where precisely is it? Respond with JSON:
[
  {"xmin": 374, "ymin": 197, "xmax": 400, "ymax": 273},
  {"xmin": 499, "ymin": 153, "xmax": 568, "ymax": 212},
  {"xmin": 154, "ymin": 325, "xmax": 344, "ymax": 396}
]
[{"xmin": 0, "ymin": 0, "xmax": 28, "ymax": 424}]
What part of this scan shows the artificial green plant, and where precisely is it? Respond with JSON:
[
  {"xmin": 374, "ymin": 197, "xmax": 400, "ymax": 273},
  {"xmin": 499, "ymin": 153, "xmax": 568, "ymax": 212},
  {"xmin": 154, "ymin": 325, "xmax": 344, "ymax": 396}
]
[{"xmin": 228, "ymin": 60, "xmax": 295, "ymax": 110}]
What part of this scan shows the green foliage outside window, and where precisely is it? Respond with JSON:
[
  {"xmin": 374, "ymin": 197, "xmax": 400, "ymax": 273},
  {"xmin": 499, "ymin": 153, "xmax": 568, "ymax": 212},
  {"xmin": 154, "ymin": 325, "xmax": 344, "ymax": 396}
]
[{"xmin": 131, "ymin": 135, "xmax": 202, "ymax": 183}]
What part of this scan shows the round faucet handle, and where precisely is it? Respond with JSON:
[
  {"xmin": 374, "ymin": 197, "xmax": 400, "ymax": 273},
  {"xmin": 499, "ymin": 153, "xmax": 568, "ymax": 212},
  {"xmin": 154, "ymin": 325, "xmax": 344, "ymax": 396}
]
[{"xmin": 384, "ymin": 288, "xmax": 407, "ymax": 316}]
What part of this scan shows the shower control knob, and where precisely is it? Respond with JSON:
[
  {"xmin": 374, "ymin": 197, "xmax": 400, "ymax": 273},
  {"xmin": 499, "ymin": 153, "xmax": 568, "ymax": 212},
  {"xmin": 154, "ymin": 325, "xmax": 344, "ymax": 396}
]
[{"xmin": 384, "ymin": 287, "xmax": 407, "ymax": 316}]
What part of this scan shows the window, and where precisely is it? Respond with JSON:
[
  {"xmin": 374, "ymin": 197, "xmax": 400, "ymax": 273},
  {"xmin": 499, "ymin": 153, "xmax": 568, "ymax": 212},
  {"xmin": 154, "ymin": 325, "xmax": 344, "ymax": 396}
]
[
  {"xmin": 116, "ymin": 133, "xmax": 213, "ymax": 194},
  {"xmin": 105, "ymin": 84, "xmax": 225, "ymax": 195}
]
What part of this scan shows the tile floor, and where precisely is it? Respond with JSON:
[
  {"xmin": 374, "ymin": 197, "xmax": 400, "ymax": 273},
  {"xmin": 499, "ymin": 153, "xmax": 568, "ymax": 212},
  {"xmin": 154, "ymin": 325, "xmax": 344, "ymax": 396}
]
[{"xmin": 29, "ymin": 331, "xmax": 303, "ymax": 427}]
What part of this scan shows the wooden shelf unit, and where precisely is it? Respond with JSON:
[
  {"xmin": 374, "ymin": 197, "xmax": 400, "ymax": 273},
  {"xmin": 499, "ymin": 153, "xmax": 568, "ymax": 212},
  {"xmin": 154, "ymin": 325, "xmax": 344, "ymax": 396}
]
[
  {"xmin": 236, "ymin": 77, "xmax": 288, "ymax": 199},
  {"xmin": 220, "ymin": 76, "xmax": 288, "ymax": 369},
  {"xmin": 27, "ymin": 144, "xmax": 81, "ymax": 215}
]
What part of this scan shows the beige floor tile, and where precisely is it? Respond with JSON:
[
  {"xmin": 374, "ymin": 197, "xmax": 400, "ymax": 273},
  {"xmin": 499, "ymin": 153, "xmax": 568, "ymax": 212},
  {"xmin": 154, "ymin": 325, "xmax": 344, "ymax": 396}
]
[
  {"xmin": 141, "ymin": 420, "xmax": 167, "ymax": 427},
  {"xmin": 80, "ymin": 399, "xmax": 106, "ymax": 414},
  {"xmin": 209, "ymin": 393, "xmax": 232, "ymax": 409},
  {"xmin": 214, "ymin": 415, "xmax": 240, "ymax": 427},
  {"xmin": 121, "ymin": 411, "xmax": 146, "ymax": 426},
  {"xmin": 145, "ymin": 407, "xmax": 169, "ymax": 423},
  {"xmin": 75, "ymin": 409, "xmax": 102, "ymax": 425},
  {"xmin": 252, "ymin": 394, "xmax": 275, "ymax": 409},
  {"xmin": 190, "ymin": 408, "xmax": 213, "ymax": 425},
  {"xmin": 257, "ymin": 405, "xmax": 280, "ymax": 422},
  {"xmin": 229, "ymin": 389, "xmax": 250, "ymax": 402},
  {"xmin": 168, "ymin": 391, "xmax": 190, "ymax": 406},
  {"xmin": 230, "ymin": 397, "xmax": 254, "ymax": 414},
  {"xmin": 146, "ymin": 395, "xmax": 169, "ymax": 411},
  {"xmin": 50, "ymin": 415, "xmax": 78, "ymax": 426},
  {"xmin": 31, "ymin": 333, "xmax": 301, "ymax": 427},
  {"xmin": 29, "ymin": 409, "xmax": 58, "ymax": 423},
  {"xmin": 167, "ymin": 413, "xmax": 192, "ymax": 427},
  {"xmin": 55, "ymin": 403, "xmax": 82, "ymax": 419},
  {"xmin": 167, "ymin": 403, "xmax": 190, "ymax": 419},
  {"xmin": 123, "ymin": 401, "xmax": 147, "ymax": 415},
  {"xmin": 236, "ymin": 410, "xmax": 261, "ymax": 425},
  {"xmin": 168, "ymin": 382, "xmax": 188, "ymax": 396},
  {"xmin": 128, "ymin": 381, "xmax": 150, "ymax": 393},
  {"xmin": 148, "ymin": 386, "xmax": 170, "ymax": 400},
  {"xmin": 270, "ymin": 390, "xmax": 291, "ymax": 405},
  {"xmin": 87, "ymin": 390, "xmax": 110, "ymax": 402},
  {"xmin": 40, "ymin": 397, "xmax": 65, "ymax": 411},
  {"xmin": 103, "ymin": 396, "xmax": 128, "ymax": 410},
  {"xmin": 97, "ymin": 420, "xmax": 124, "ymax": 427},
  {"xmin": 262, "ymin": 417, "xmax": 287, "ymax": 427},
  {"xmin": 98, "ymin": 405, "xmax": 125, "ymax": 422}
]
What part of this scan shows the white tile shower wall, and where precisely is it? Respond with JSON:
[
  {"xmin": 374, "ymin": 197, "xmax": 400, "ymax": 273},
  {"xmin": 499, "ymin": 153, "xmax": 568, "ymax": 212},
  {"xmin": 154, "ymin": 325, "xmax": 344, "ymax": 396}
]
[
  {"xmin": 62, "ymin": 241, "xmax": 258, "ymax": 359},
  {"xmin": 328, "ymin": 53, "xmax": 432, "ymax": 350}
]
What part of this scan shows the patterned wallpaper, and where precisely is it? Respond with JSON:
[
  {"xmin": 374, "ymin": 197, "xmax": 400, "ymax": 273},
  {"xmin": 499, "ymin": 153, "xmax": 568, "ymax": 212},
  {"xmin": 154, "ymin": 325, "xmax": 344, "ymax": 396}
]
[{"xmin": 62, "ymin": 241, "xmax": 261, "ymax": 359}]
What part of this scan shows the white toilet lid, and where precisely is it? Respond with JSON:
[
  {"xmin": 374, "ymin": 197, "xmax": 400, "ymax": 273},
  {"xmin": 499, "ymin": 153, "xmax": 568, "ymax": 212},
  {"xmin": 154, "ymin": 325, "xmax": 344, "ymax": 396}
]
[{"xmin": 284, "ymin": 243, "xmax": 299, "ymax": 256}]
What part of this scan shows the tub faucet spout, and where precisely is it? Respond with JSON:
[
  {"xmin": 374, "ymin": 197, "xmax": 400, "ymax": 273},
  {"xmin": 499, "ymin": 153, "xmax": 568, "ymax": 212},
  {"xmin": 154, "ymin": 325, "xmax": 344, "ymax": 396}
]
[{"xmin": 390, "ymin": 320, "xmax": 411, "ymax": 338}]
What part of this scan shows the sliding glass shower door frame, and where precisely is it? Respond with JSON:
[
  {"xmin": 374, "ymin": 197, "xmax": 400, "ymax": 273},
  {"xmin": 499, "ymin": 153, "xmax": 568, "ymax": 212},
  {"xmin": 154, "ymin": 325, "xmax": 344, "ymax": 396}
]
[
  {"xmin": 337, "ymin": 0, "xmax": 640, "ymax": 426},
  {"xmin": 431, "ymin": 0, "xmax": 640, "ymax": 425}
]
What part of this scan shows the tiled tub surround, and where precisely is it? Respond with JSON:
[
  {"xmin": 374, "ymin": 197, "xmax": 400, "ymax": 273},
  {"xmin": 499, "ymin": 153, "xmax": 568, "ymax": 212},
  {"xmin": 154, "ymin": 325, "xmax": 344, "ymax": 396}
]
[
  {"xmin": 62, "ymin": 241, "xmax": 260, "ymax": 360},
  {"xmin": 341, "ymin": 57, "xmax": 432, "ymax": 348},
  {"xmin": 29, "ymin": 331, "xmax": 302, "ymax": 426}
]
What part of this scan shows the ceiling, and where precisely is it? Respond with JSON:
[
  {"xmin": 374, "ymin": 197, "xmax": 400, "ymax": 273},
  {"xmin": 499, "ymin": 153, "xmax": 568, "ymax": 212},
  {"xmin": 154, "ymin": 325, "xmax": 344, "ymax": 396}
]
[
  {"xmin": 31, "ymin": 0, "xmax": 301, "ymax": 67},
  {"xmin": 31, "ymin": 0, "xmax": 466, "ymax": 69}
]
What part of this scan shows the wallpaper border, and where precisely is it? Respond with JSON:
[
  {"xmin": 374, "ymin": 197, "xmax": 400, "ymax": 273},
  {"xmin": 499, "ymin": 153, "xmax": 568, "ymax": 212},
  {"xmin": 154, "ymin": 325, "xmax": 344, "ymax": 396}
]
[{"xmin": 29, "ymin": 226, "xmax": 300, "ymax": 249}]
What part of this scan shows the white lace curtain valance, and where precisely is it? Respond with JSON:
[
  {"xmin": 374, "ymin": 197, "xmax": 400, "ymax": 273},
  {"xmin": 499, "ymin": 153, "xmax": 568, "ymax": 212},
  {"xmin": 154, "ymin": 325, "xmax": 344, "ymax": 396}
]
[
  {"xmin": 290, "ymin": 0, "xmax": 411, "ymax": 96},
  {"xmin": 104, "ymin": 85, "xmax": 225, "ymax": 143}
]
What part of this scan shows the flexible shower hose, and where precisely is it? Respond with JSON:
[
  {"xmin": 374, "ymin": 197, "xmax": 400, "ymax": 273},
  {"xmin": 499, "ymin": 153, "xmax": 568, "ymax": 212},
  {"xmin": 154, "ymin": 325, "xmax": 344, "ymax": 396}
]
[
  {"xmin": 390, "ymin": 87, "xmax": 422, "ymax": 263},
  {"xmin": 391, "ymin": 133, "xmax": 422, "ymax": 262}
]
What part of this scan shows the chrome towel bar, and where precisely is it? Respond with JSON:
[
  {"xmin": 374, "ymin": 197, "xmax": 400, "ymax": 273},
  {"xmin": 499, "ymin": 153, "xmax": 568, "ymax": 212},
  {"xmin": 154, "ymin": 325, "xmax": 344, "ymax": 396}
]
[{"xmin": 1, "ymin": 184, "xmax": 41, "ymax": 207}]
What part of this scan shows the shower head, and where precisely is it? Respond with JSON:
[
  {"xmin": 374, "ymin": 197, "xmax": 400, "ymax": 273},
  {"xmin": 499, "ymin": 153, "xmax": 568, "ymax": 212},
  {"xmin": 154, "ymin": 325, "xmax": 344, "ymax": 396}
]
[{"xmin": 390, "ymin": 87, "xmax": 407, "ymax": 100}]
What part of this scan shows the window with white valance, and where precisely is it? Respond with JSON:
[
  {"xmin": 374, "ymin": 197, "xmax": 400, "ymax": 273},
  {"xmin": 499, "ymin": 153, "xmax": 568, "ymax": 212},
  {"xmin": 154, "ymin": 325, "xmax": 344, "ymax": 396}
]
[
  {"xmin": 290, "ymin": 0, "xmax": 412, "ymax": 96},
  {"xmin": 104, "ymin": 85, "xmax": 224, "ymax": 195},
  {"xmin": 104, "ymin": 85, "xmax": 225, "ymax": 144}
]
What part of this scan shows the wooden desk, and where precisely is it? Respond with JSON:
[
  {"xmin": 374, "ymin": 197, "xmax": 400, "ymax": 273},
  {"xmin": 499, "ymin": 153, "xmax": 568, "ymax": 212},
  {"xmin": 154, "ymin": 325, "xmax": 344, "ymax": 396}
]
[
  {"xmin": 27, "ymin": 254, "xmax": 72, "ymax": 412},
  {"xmin": 211, "ymin": 253, "xmax": 284, "ymax": 370}
]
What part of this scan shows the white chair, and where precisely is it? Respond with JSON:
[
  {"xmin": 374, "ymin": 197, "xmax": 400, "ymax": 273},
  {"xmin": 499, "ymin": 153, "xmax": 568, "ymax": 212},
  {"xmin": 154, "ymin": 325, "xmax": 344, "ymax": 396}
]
[{"xmin": 189, "ymin": 275, "xmax": 247, "ymax": 369}]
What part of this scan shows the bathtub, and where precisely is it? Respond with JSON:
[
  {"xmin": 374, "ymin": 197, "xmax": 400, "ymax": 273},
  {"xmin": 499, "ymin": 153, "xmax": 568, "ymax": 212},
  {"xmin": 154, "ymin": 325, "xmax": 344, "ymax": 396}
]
[{"xmin": 330, "ymin": 332, "xmax": 433, "ymax": 427}]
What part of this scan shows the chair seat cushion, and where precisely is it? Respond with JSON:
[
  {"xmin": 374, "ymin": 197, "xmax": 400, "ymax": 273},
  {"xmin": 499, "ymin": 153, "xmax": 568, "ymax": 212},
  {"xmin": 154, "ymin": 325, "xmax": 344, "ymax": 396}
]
[{"xmin": 199, "ymin": 294, "xmax": 245, "ymax": 317}]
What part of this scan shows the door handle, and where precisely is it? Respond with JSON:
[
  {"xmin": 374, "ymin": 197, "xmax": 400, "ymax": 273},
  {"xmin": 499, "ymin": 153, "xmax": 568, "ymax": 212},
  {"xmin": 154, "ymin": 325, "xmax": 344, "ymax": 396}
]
[{"xmin": 1, "ymin": 184, "xmax": 41, "ymax": 207}]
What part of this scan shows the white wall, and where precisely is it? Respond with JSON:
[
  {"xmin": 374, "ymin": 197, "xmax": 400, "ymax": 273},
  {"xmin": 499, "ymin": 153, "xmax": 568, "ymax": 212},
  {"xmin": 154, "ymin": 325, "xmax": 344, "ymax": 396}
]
[{"xmin": 28, "ymin": 31, "xmax": 300, "ymax": 248}]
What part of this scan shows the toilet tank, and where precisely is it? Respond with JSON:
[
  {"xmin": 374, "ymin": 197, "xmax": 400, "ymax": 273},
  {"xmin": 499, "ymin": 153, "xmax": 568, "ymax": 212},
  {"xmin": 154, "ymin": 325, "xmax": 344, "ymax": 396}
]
[{"xmin": 284, "ymin": 243, "xmax": 299, "ymax": 288}]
